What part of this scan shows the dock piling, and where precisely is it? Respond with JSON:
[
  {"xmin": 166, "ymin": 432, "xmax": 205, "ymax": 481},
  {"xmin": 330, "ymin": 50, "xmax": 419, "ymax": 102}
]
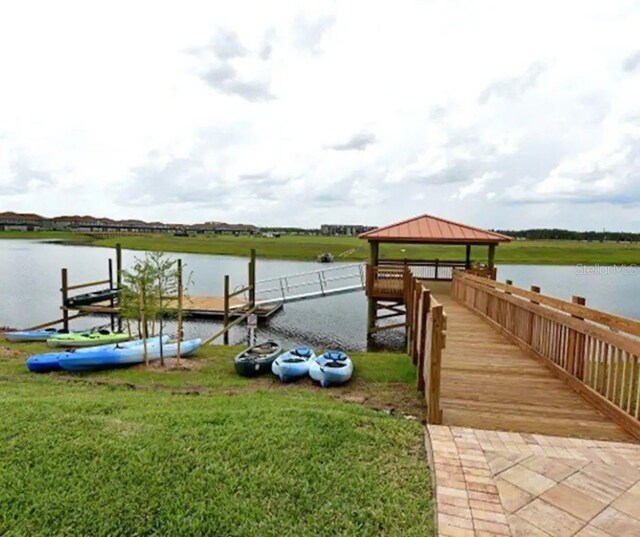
[
  {"xmin": 223, "ymin": 275, "xmax": 230, "ymax": 345},
  {"xmin": 61, "ymin": 268, "xmax": 69, "ymax": 332}
]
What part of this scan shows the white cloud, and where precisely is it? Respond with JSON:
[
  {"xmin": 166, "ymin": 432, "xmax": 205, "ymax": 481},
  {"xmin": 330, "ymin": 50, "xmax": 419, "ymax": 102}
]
[{"xmin": 0, "ymin": 0, "xmax": 639, "ymax": 231}]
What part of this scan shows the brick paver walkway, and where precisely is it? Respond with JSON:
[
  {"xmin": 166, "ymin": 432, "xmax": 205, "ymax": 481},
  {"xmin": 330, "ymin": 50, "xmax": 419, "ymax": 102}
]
[{"xmin": 426, "ymin": 425, "xmax": 640, "ymax": 536}]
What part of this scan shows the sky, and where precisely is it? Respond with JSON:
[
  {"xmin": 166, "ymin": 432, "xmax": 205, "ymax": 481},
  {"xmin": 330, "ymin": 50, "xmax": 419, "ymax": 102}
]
[{"xmin": 1, "ymin": 1, "xmax": 639, "ymax": 230}]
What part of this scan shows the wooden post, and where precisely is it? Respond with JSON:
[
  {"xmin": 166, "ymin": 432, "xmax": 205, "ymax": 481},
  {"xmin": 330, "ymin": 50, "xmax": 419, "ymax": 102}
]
[
  {"xmin": 248, "ymin": 248, "xmax": 256, "ymax": 309},
  {"xmin": 223, "ymin": 275, "xmax": 230, "ymax": 345},
  {"xmin": 527, "ymin": 285, "xmax": 540, "ymax": 346},
  {"xmin": 116, "ymin": 243, "xmax": 122, "ymax": 332},
  {"xmin": 487, "ymin": 244, "xmax": 496, "ymax": 271},
  {"xmin": 367, "ymin": 241, "xmax": 380, "ymax": 340},
  {"xmin": 427, "ymin": 305, "xmax": 445, "ymax": 424},
  {"xmin": 61, "ymin": 268, "xmax": 69, "ymax": 332},
  {"xmin": 367, "ymin": 297, "xmax": 377, "ymax": 338},
  {"xmin": 417, "ymin": 288, "xmax": 430, "ymax": 393},
  {"xmin": 108, "ymin": 259, "xmax": 115, "ymax": 331},
  {"xmin": 176, "ymin": 259, "xmax": 183, "ymax": 365},
  {"xmin": 140, "ymin": 277, "xmax": 148, "ymax": 366},
  {"xmin": 369, "ymin": 240, "xmax": 379, "ymax": 265},
  {"xmin": 465, "ymin": 245, "xmax": 471, "ymax": 270},
  {"xmin": 434, "ymin": 259, "xmax": 440, "ymax": 280},
  {"xmin": 572, "ymin": 296, "xmax": 586, "ymax": 379},
  {"xmin": 530, "ymin": 286, "xmax": 541, "ymax": 304}
]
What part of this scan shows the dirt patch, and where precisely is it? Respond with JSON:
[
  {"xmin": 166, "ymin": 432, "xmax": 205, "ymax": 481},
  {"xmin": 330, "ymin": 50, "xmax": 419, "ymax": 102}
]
[
  {"xmin": 0, "ymin": 346, "xmax": 19, "ymax": 359},
  {"xmin": 144, "ymin": 357, "xmax": 200, "ymax": 371}
]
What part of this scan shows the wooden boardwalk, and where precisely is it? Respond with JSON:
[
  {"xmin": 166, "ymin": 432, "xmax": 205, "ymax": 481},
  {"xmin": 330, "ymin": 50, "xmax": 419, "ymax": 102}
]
[{"xmin": 428, "ymin": 281, "xmax": 634, "ymax": 443}]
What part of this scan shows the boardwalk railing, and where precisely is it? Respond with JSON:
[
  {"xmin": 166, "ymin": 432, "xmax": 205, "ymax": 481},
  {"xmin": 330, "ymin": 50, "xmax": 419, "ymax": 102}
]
[
  {"xmin": 452, "ymin": 270, "xmax": 640, "ymax": 440},
  {"xmin": 366, "ymin": 265, "xmax": 406, "ymax": 298},
  {"xmin": 366, "ymin": 260, "xmax": 467, "ymax": 299},
  {"xmin": 379, "ymin": 259, "xmax": 467, "ymax": 281},
  {"xmin": 405, "ymin": 269, "xmax": 447, "ymax": 424}
]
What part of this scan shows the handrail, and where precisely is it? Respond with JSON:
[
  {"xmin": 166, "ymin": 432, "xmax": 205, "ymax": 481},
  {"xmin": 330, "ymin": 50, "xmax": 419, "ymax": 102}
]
[
  {"xmin": 453, "ymin": 270, "xmax": 640, "ymax": 440},
  {"xmin": 455, "ymin": 270, "xmax": 640, "ymax": 338},
  {"xmin": 252, "ymin": 263, "xmax": 365, "ymax": 285},
  {"xmin": 404, "ymin": 267, "xmax": 446, "ymax": 425}
]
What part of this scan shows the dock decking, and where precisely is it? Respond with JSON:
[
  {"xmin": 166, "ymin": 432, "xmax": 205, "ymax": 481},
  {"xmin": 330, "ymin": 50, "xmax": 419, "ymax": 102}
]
[
  {"xmin": 68, "ymin": 295, "xmax": 282, "ymax": 320},
  {"xmin": 428, "ymin": 281, "xmax": 634, "ymax": 443}
]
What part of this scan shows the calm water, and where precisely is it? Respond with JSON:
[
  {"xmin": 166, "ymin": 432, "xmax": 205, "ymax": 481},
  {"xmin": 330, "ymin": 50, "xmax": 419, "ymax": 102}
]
[{"xmin": 1, "ymin": 240, "xmax": 638, "ymax": 350}]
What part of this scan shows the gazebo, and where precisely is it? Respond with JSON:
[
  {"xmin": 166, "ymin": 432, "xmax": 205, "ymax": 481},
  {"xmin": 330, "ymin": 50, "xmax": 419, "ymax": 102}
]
[{"xmin": 359, "ymin": 213, "xmax": 511, "ymax": 337}]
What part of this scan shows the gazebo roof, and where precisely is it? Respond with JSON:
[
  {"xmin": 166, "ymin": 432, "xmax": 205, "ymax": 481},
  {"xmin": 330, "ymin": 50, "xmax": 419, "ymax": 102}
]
[{"xmin": 359, "ymin": 213, "xmax": 512, "ymax": 245}]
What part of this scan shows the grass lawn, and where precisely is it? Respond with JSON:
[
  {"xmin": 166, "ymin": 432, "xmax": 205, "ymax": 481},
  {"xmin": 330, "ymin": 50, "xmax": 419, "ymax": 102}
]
[
  {"xmin": 3, "ymin": 230, "xmax": 639, "ymax": 265},
  {"xmin": 0, "ymin": 342, "xmax": 432, "ymax": 536}
]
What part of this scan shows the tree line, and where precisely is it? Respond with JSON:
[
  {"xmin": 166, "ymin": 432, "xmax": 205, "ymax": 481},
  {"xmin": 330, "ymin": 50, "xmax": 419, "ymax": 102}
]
[{"xmin": 493, "ymin": 228, "xmax": 640, "ymax": 242}]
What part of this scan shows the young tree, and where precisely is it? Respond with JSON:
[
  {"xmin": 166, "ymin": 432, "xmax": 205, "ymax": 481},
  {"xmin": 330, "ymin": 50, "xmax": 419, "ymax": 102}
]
[{"xmin": 119, "ymin": 252, "xmax": 188, "ymax": 366}]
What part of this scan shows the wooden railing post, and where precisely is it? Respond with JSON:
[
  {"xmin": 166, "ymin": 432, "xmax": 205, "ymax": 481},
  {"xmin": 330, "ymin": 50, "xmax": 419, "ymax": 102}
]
[
  {"xmin": 572, "ymin": 296, "xmax": 586, "ymax": 379},
  {"xmin": 527, "ymin": 285, "xmax": 540, "ymax": 345},
  {"xmin": 530, "ymin": 286, "xmax": 540, "ymax": 304},
  {"xmin": 427, "ymin": 305, "xmax": 445, "ymax": 424},
  {"xmin": 417, "ymin": 288, "xmax": 430, "ymax": 393},
  {"xmin": 505, "ymin": 280, "xmax": 513, "ymax": 294},
  {"xmin": 434, "ymin": 258, "xmax": 440, "ymax": 280}
]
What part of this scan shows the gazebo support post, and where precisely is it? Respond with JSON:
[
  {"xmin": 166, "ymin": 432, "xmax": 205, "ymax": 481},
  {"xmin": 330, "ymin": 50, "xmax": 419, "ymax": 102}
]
[
  {"xmin": 488, "ymin": 244, "xmax": 496, "ymax": 279},
  {"xmin": 465, "ymin": 245, "xmax": 472, "ymax": 269},
  {"xmin": 367, "ymin": 240, "xmax": 380, "ymax": 338}
]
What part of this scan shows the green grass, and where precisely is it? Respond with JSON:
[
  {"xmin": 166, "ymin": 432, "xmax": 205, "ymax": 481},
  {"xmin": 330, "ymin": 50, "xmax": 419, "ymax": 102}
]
[
  {"xmin": 3, "ymin": 230, "xmax": 639, "ymax": 265},
  {"xmin": 0, "ymin": 342, "xmax": 432, "ymax": 536}
]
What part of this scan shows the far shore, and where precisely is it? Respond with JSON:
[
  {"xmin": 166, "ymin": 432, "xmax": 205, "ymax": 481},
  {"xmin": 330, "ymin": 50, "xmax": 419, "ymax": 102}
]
[{"xmin": 1, "ymin": 230, "xmax": 640, "ymax": 266}]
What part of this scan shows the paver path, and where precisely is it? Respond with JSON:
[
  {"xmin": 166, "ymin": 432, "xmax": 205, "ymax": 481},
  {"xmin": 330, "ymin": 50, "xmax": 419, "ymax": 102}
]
[{"xmin": 427, "ymin": 425, "xmax": 640, "ymax": 536}]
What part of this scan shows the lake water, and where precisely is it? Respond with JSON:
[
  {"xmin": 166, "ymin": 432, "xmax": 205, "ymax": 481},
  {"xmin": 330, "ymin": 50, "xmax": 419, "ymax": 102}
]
[{"xmin": 1, "ymin": 240, "xmax": 638, "ymax": 351}]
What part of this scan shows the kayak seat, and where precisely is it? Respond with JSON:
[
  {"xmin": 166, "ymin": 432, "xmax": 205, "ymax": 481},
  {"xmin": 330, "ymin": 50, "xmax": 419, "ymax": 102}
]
[{"xmin": 292, "ymin": 347, "xmax": 312, "ymax": 358}]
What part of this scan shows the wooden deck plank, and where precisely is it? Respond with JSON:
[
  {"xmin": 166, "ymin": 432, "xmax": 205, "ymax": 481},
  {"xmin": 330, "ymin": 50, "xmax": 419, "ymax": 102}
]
[{"xmin": 427, "ymin": 281, "xmax": 635, "ymax": 443}]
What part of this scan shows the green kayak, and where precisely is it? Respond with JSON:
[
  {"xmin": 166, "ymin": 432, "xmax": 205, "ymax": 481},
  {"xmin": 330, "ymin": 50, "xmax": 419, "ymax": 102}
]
[{"xmin": 47, "ymin": 330, "xmax": 130, "ymax": 348}]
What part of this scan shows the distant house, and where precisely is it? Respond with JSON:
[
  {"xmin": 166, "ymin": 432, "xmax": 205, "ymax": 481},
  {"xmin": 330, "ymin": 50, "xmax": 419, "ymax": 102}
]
[
  {"xmin": 0, "ymin": 211, "xmax": 44, "ymax": 231},
  {"xmin": 320, "ymin": 224, "xmax": 375, "ymax": 236},
  {"xmin": 190, "ymin": 222, "xmax": 258, "ymax": 235}
]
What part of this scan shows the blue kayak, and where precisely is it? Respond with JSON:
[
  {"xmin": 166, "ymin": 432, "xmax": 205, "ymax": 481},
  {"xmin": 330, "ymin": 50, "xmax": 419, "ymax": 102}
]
[
  {"xmin": 309, "ymin": 351, "xmax": 353, "ymax": 388},
  {"xmin": 4, "ymin": 328, "xmax": 80, "ymax": 342},
  {"xmin": 25, "ymin": 336, "xmax": 170, "ymax": 373},
  {"xmin": 58, "ymin": 338, "xmax": 202, "ymax": 371},
  {"xmin": 272, "ymin": 346, "xmax": 315, "ymax": 382}
]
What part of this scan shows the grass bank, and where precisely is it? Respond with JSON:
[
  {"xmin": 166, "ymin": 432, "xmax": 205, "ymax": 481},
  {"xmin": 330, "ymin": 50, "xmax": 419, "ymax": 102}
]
[
  {"xmin": 2, "ymin": 230, "xmax": 640, "ymax": 265},
  {"xmin": 0, "ymin": 342, "xmax": 432, "ymax": 536}
]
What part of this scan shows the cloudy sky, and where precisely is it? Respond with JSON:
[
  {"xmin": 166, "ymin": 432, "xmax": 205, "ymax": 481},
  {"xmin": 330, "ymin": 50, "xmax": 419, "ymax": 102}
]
[{"xmin": 1, "ymin": 1, "xmax": 639, "ymax": 230}]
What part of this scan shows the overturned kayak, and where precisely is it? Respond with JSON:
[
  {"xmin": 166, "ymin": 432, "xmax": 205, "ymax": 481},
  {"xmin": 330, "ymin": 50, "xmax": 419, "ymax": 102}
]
[
  {"xmin": 47, "ymin": 330, "xmax": 130, "ymax": 348},
  {"xmin": 234, "ymin": 340, "xmax": 281, "ymax": 377},
  {"xmin": 4, "ymin": 328, "xmax": 80, "ymax": 342},
  {"xmin": 26, "ymin": 336, "xmax": 170, "ymax": 373},
  {"xmin": 309, "ymin": 351, "xmax": 353, "ymax": 388},
  {"xmin": 58, "ymin": 338, "xmax": 202, "ymax": 371},
  {"xmin": 272, "ymin": 346, "xmax": 315, "ymax": 382}
]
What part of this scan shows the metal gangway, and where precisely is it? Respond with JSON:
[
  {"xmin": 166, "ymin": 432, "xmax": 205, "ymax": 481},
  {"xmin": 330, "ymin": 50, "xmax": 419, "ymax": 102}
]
[{"xmin": 233, "ymin": 263, "xmax": 366, "ymax": 309}]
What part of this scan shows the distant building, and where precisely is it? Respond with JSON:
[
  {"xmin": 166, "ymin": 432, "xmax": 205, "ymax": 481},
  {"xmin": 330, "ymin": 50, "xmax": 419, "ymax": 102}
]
[
  {"xmin": 0, "ymin": 211, "xmax": 44, "ymax": 231},
  {"xmin": 320, "ymin": 224, "xmax": 375, "ymax": 236},
  {"xmin": 0, "ymin": 211, "xmax": 260, "ymax": 235}
]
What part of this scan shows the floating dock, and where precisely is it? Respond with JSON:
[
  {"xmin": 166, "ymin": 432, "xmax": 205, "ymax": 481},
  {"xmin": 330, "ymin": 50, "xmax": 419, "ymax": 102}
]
[{"xmin": 66, "ymin": 295, "xmax": 282, "ymax": 320}]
